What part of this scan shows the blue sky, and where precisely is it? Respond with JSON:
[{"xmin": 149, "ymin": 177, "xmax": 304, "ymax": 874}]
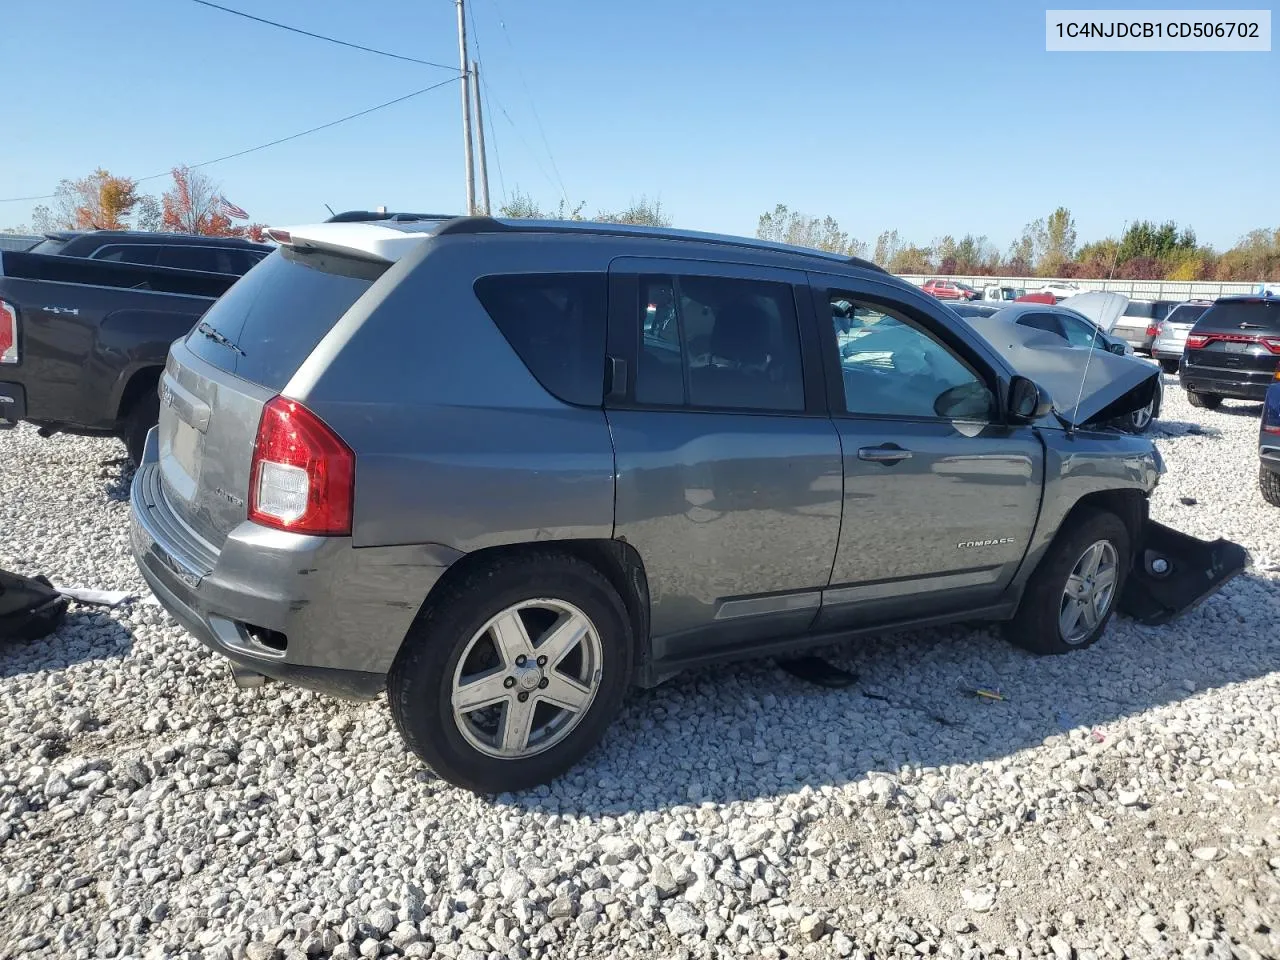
[{"xmin": 2, "ymin": 0, "xmax": 1276, "ymax": 250}]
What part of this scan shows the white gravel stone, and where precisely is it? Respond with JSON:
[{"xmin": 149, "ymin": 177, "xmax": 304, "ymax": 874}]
[{"xmin": 1, "ymin": 383, "xmax": 1278, "ymax": 960}]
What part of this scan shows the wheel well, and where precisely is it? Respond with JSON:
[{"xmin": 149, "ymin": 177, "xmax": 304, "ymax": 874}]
[
  {"xmin": 1064, "ymin": 489, "xmax": 1147, "ymax": 548},
  {"xmin": 116, "ymin": 367, "xmax": 162, "ymax": 424},
  {"xmin": 419, "ymin": 539, "xmax": 652, "ymax": 673}
]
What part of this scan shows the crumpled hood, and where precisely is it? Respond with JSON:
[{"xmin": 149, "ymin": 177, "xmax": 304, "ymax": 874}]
[
  {"xmin": 1060, "ymin": 291, "xmax": 1130, "ymax": 333},
  {"xmin": 967, "ymin": 314, "xmax": 1159, "ymax": 427}
]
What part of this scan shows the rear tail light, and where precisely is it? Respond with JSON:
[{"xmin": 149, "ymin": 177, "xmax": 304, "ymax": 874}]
[
  {"xmin": 248, "ymin": 397, "xmax": 354, "ymax": 536},
  {"xmin": 1146, "ymin": 323, "xmax": 1159, "ymax": 337},
  {"xmin": 1262, "ymin": 337, "xmax": 1280, "ymax": 355},
  {"xmin": 1185, "ymin": 331, "xmax": 1277, "ymax": 352},
  {"xmin": 0, "ymin": 299, "xmax": 17, "ymax": 364},
  {"xmin": 1185, "ymin": 334, "xmax": 1208, "ymax": 349}
]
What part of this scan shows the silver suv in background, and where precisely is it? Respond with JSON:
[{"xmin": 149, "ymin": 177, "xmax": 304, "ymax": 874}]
[
  {"xmin": 1151, "ymin": 300, "xmax": 1215, "ymax": 373},
  {"xmin": 130, "ymin": 215, "xmax": 1242, "ymax": 793}
]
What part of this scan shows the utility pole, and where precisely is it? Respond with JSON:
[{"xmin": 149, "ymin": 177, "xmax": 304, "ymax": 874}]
[
  {"xmin": 455, "ymin": 0, "xmax": 476, "ymax": 215},
  {"xmin": 471, "ymin": 61, "xmax": 491, "ymax": 215}
]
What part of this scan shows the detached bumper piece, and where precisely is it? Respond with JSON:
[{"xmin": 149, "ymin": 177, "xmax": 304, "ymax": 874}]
[
  {"xmin": 1118, "ymin": 520, "xmax": 1248, "ymax": 626},
  {"xmin": 0, "ymin": 569, "xmax": 68, "ymax": 641}
]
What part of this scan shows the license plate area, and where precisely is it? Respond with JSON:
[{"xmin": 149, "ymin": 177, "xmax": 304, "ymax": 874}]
[
  {"xmin": 159, "ymin": 414, "xmax": 202, "ymax": 502},
  {"xmin": 1222, "ymin": 340, "xmax": 1251, "ymax": 354}
]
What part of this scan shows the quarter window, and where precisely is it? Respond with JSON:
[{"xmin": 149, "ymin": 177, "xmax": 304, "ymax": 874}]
[
  {"xmin": 828, "ymin": 294, "xmax": 993, "ymax": 421},
  {"xmin": 634, "ymin": 275, "xmax": 805, "ymax": 412},
  {"xmin": 474, "ymin": 273, "xmax": 608, "ymax": 406}
]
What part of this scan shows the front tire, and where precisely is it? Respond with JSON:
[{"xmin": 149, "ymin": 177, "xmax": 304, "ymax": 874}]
[
  {"xmin": 1005, "ymin": 508, "xmax": 1130, "ymax": 655},
  {"xmin": 388, "ymin": 551, "xmax": 633, "ymax": 793},
  {"xmin": 1186, "ymin": 391, "xmax": 1221, "ymax": 410},
  {"xmin": 1261, "ymin": 466, "xmax": 1280, "ymax": 507}
]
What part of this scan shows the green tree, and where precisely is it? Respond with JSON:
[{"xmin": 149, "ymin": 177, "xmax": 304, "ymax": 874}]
[
  {"xmin": 597, "ymin": 196, "xmax": 671, "ymax": 227},
  {"xmin": 888, "ymin": 244, "xmax": 933, "ymax": 274},
  {"xmin": 756, "ymin": 204, "xmax": 866, "ymax": 256},
  {"xmin": 873, "ymin": 229, "xmax": 902, "ymax": 267},
  {"xmin": 1040, "ymin": 207, "xmax": 1077, "ymax": 275},
  {"xmin": 497, "ymin": 189, "xmax": 586, "ymax": 221}
]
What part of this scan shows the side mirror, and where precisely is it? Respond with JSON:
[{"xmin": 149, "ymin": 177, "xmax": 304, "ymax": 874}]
[
  {"xmin": 1108, "ymin": 342, "xmax": 1126, "ymax": 356},
  {"xmin": 1009, "ymin": 376, "xmax": 1054, "ymax": 422}
]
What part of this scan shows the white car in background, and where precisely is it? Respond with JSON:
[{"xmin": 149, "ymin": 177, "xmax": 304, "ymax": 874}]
[{"xmin": 1036, "ymin": 281, "xmax": 1084, "ymax": 302}]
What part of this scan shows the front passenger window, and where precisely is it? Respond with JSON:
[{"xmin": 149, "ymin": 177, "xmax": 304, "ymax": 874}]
[{"xmin": 829, "ymin": 295, "xmax": 993, "ymax": 421}]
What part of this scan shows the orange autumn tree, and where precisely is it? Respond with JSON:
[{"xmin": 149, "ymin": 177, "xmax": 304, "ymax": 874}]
[
  {"xmin": 161, "ymin": 165, "xmax": 252, "ymax": 236},
  {"xmin": 49, "ymin": 169, "xmax": 140, "ymax": 230}
]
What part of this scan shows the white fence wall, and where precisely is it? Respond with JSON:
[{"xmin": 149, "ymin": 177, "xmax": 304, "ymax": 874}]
[{"xmin": 896, "ymin": 274, "xmax": 1262, "ymax": 301}]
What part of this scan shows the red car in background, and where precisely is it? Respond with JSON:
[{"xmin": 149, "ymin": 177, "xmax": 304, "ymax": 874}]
[
  {"xmin": 1015, "ymin": 291, "xmax": 1058, "ymax": 305},
  {"xmin": 922, "ymin": 278, "xmax": 978, "ymax": 301}
]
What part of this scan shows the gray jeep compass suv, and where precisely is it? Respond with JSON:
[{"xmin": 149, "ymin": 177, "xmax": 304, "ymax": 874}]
[{"xmin": 131, "ymin": 215, "xmax": 1241, "ymax": 793}]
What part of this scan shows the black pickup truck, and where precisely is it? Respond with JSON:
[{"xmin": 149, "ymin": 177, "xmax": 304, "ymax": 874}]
[{"xmin": 0, "ymin": 249, "xmax": 261, "ymax": 462}]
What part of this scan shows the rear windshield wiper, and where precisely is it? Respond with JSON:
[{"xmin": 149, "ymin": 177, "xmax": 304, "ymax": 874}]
[{"xmin": 195, "ymin": 319, "xmax": 245, "ymax": 356}]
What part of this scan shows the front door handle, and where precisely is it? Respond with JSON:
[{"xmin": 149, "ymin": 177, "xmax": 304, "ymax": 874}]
[{"xmin": 857, "ymin": 445, "xmax": 913, "ymax": 464}]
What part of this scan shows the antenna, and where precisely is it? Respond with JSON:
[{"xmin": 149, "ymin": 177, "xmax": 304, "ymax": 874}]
[
  {"xmin": 324, "ymin": 203, "xmax": 336, "ymax": 217},
  {"xmin": 1069, "ymin": 219, "xmax": 1128, "ymax": 428}
]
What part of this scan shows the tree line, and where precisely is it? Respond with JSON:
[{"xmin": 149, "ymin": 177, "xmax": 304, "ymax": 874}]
[
  {"xmin": 2, "ymin": 166, "xmax": 264, "ymax": 240},
  {"xmin": 11, "ymin": 178, "xmax": 1276, "ymax": 283},
  {"xmin": 754, "ymin": 204, "xmax": 1279, "ymax": 282},
  {"xmin": 494, "ymin": 195, "xmax": 1280, "ymax": 283}
]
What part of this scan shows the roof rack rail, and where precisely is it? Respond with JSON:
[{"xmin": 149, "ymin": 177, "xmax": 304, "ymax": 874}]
[
  {"xmin": 324, "ymin": 210, "xmax": 460, "ymax": 224},
  {"xmin": 432, "ymin": 216, "xmax": 890, "ymax": 273}
]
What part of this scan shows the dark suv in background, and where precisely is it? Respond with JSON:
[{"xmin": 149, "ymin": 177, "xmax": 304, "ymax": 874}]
[
  {"xmin": 28, "ymin": 230, "xmax": 271, "ymax": 275},
  {"xmin": 1180, "ymin": 296, "xmax": 1280, "ymax": 408}
]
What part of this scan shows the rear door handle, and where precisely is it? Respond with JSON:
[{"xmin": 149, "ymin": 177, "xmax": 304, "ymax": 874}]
[{"xmin": 857, "ymin": 445, "xmax": 912, "ymax": 464}]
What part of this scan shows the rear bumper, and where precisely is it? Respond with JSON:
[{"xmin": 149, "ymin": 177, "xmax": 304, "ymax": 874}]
[
  {"xmin": 0, "ymin": 381, "xmax": 26, "ymax": 424},
  {"xmin": 1180, "ymin": 373, "xmax": 1271, "ymax": 401},
  {"xmin": 1150, "ymin": 342, "xmax": 1185, "ymax": 361},
  {"xmin": 129, "ymin": 429, "xmax": 451, "ymax": 701}
]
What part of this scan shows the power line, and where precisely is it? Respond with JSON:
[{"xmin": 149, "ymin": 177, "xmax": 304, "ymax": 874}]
[
  {"xmin": 0, "ymin": 79, "xmax": 461, "ymax": 204},
  {"xmin": 185, "ymin": 0, "xmax": 457, "ymax": 71},
  {"xmin": 484, "ymin": 0, "xmax": 569, "ymax": 203}
]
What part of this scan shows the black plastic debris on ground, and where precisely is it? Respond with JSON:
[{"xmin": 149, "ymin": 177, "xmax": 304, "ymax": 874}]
[{"xmin": 0, "ymin": 568, "xmax": 68, "ymax": 641}]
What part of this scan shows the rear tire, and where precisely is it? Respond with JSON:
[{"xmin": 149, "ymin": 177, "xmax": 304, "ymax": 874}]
[
  {"xmin": 388, "ymin": 551, "xmax": 633, "ymax": 794},
  {"xmin": 1005, "ymin": 508, "xmax": 1130, "ymax": 656},
  {"xmin": 120, "ymin": 389, "xmax": 160, "ymax": 466},
  {"xmin": 1261, "ymin": 465, "xmax": 1280, "ymax": 507},
  {"xmin": 1159, "ymin": 359, "xmax": 1179, "ymax": 375},
  {"xmin": 1186, "ymin": 391, "xmax": 1221, "ymax": 410}
]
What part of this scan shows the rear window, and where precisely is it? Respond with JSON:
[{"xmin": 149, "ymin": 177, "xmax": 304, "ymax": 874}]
[
  {"xmin": 184, "ymin": 248, "xmax": 386, "ymax": 391},
  {"xmin": 28, "ymin": 239, "xmax": 68, "ymax": 256},
  {"xmin": 1193, "ymin": 299, "xmax": 1280, "ymax": 333},
  {"xmin": 1123, "ymin": 301, "xmax": 1155, "ymax": 319},
  {"xmin": 1164, "ymin": 303, "xmax": 1209, "ymax": 326},
  {"xmin": 473, "ymin": 273, "xmax": 607, "ymax": 406}
]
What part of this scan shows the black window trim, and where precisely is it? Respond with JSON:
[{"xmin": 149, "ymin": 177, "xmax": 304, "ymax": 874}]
[
  {"xmin": 812, "ymin": 280, "xmax": 1006, "ymax": 426},
  {"xmin": 604, "ymin": 262, "xmax": 826, "ymax": 418}
]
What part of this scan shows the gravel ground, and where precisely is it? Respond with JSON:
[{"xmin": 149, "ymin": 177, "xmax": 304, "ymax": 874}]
[{"xmin": 0, "ymin": 379, "xmax": 1277, "ymax": 960}]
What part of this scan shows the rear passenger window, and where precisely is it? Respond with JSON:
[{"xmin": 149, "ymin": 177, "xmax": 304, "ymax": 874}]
[
  {"xmin": 1018, "ymin": 313, "xmax": 1063, "ymax": 337},
  {"xmin": 474, "ymin": 273, "xmax": 608, "ymax": 406},
  {"xmin": 94, "ymin": 245, "xmax": 159, "ymax": 265},
  {"xmin": 634, "ymin": 275, "xmax": 804, "ymax": 412}
]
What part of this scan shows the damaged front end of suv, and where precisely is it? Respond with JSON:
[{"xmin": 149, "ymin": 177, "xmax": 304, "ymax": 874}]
[{"xmin": 969, "ymin": 315, "xmax": 1249, "ymax": 626}]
